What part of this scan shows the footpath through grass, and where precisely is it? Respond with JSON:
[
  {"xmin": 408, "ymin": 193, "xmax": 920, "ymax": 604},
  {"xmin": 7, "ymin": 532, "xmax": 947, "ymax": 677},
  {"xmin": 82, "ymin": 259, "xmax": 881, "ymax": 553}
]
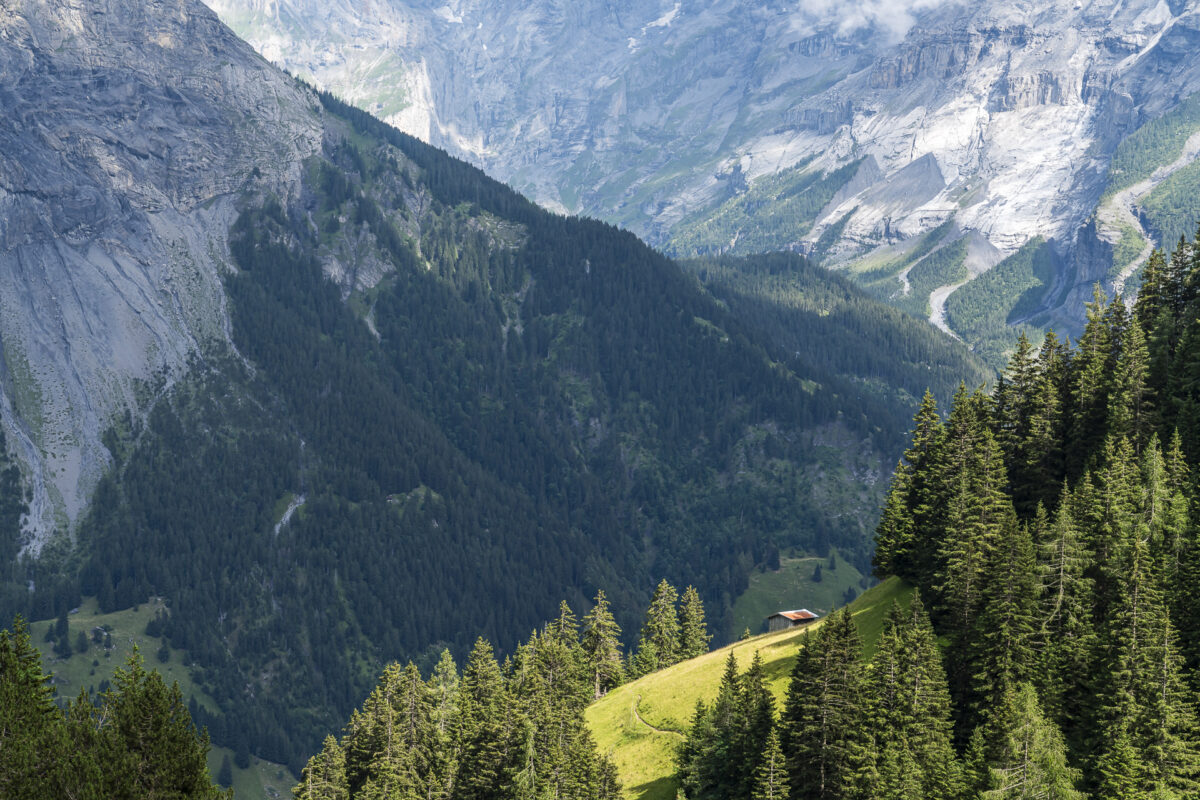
[{"xmin": 585, "ymin": 577, "xmax": 912, "ymax": 800}]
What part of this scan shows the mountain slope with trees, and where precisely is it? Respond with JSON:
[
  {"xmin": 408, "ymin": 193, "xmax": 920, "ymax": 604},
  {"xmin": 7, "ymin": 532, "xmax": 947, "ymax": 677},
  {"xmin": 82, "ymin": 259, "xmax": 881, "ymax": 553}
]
[
  {"xmin": 0, "ymin": 0, "xmax": 988, "ymax": 776},
  {"xmin": 650, "ymin": 236, "xmax": 1200, "ymax": 800}
]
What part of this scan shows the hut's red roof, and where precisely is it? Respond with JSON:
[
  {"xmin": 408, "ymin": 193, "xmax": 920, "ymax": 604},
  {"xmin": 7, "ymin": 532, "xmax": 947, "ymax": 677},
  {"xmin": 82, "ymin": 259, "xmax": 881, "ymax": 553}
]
[{"xmin": 773, "ymin": 609, "xmax": 818, "ymax": 621}]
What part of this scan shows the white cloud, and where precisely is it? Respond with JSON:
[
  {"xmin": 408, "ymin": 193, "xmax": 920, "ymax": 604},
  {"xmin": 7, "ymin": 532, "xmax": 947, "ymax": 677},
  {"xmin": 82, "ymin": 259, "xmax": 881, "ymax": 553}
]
[{"xmin": 790, "ymin": 0, "xmax": 960, "ymax": 42}]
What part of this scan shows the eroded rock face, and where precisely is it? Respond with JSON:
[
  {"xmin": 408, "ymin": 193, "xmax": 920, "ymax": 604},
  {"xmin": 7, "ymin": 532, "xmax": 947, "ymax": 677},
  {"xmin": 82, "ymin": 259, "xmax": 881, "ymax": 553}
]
[
  {"xmin": 208, "ymin": 0, "xmax": 1200, "ymax": 322},
  {"xmin": 0, "ymin": 0, "xmax": 322, "ymax": 547}
]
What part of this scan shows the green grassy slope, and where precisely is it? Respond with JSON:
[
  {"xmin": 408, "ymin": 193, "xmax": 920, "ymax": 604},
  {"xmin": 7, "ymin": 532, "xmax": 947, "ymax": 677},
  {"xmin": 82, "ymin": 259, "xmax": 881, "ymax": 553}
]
[
  {"xmin": 667, "ymin": 160, "xmax": 863, "ymax": 257},
  {"xmin": 585, "ymin": 577, "xmax": 912, "ymax": 800},
  {"xmin": 27, "ymin": 598, "xmax": 295, "ymax": 800},
  {"xmin": 1141, "ymin": 159, "xmax": 1200, "ymax": 256},
  {"xmin": 726, "ymin": 552, "xmax": 868, "ymax": 640},
  {"xmin": 1105, "ymin": 92, "xmax": 1200, "ymax": 199}
]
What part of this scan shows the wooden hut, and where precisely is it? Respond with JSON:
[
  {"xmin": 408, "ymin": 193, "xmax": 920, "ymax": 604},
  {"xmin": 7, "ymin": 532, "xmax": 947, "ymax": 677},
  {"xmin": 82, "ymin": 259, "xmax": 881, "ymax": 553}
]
[{"xmin": 766, "ymin": 608, "xmax": 819, "ymax": 632}]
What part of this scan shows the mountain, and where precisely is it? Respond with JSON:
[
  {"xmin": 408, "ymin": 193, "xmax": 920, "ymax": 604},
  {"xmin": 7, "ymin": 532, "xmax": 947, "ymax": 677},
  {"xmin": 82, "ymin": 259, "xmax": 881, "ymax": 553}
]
[
  {"xmin": 208, "ymin": 0, "xmax": 1200, "ymax": 348},
  {"xmin": 0, "ymin": 0, "xmax": 986, "ymax": 774},
  {"xmin": 0, "ymin": 0, "xmax": 321, "ymax": 548}
]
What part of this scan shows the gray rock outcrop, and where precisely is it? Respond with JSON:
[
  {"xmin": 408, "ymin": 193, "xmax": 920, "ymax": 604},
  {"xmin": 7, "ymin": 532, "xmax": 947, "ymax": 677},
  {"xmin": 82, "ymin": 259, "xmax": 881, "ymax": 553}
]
[{"xmin": 0, "ymin": 0, "xmax": 322, "ymax": 547}]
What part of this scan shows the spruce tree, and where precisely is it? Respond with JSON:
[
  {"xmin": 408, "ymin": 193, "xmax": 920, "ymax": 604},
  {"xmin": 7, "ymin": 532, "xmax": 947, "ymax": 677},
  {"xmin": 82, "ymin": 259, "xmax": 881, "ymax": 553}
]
[
  {"xmin": 356, "ymin": 662, "xmax": 437, "ymax": 800},
  {"xmin": 677, "ymin": 652, "xmax": 742, "ymax": 799},
  {"xmin": 781, "ymin": 609, "xmax": 870, "ymax": 800},
  {"xmin": 735, "ymin": 652, "xmax": 775, "ymax": 799},
  {"xmin": 869, "ymin": 593, "xmax": 961, "ymax": 800},
  {"xmin": 1087, "ymin": 437, "xmax": 1140, "ymax": 617},
  {"xmin": 636, "ymin": 580, "xmax": 681, "ymax": 673},
  {"xmin": 295, "ymin": 736, "xmax": 349, "ymax": 800},
  {"xmin": 873, "ymin": 459, "xmax": 915, "ymax": 579},
  {"xmin": 1109, "ymin": 319, "xmax": 1154, "ymax": 451},
  {"xmin": 430, "ymin": 648, "xmax": 459, "ymax": 737},
  {"xmin": 454, "ymin": 638, "xmax": 521, "ymax": 800},
  {"xmin": 1068, "ymin": 287, "xmax": 1116, "ymax": 474},
  {"xmin": 678, "ymin": 586, "xmax": 711, "ymax": 660},
  {"xmin": 936, "ymin": 403, "xmax": 1009, "ymax": 639},
  {"xmin": 581, "ymin": 590, "xmax": 624, "ymax": 698},
  {"xmin": 0, "ymin": 618, "xmax": 92, "ymax": 800},
  {"xmin": 87, "ymin": 649, "xmax": 226, "ymax": 800},
  {"xmin": 996, "ymin": 332, "xmax": 1040, "ymax": 514},
  {"xmin": 1140, "ymin": 613, "xmax": 1200, "ymax": 796},
  {"xmin": 982, "ymin": 683, "xmax": 1084, "ymax": 800},
  {"xmin": 751, "ymin": 729, "xmax": 789, "ymax": 800},
  {"xmin": 874, "ymin": 390, "xmax": 947, "ymax": 584},
  {"xmin": 969, "ymin": 511, "xmax": 1037, "ymax": 730},
  {"xmin": 1033, "ymin": 493, "xmax": 1095, "ymax": 740},
  {"xmin": 1094, "ymin": 725, "xmax": 1147, "ymax": 800},
  {"xmin": 677, "ymin": 699, "xmax": 714, "ymax": 800},
  {"xmin": 1020, "ymin": 331, "xmax": 1070, "ymax": 511}
]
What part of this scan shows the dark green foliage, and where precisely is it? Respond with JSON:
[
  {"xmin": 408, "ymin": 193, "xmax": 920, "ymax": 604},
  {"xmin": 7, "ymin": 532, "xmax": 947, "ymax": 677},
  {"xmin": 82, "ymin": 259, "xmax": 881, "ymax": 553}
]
[
  {"xmin": 59, "ymin": 89, "xmax": 946, "ymax": 769},
  {"xmin": 582, "ymin": 590, "xmax": 625, "ymax": 699},
  {"xmin": 980, "ymin": 683, "xmax": 1084, "ymax": 800},
  {"xmin": 0, "ymin": 621, "xmax": 225, "ymax": 800},
  {"xmin": 779, "ymin": 609, "xmax": 870, "ymax": 800},
  {"xmin": 892, "ymin": 235, "xmax": 969, "ymax": 318},
  {"xmin": 0, "ymin": 85, "xmax": 1008, "ymax": 772},
  {"xmin": 681, "ymin": 252, "xmax": 991, "ymax": 450},
  {"xmin": 944, "ymin": 238, "xmax": 1056, "ymax": 366},
  {"xmin": 668, "ymin": 160, "xmax": 866, "ymax": 258},
  {"xmin": 1033, "ymin": 497, "xmax": 1095, "ymax": 741},
  {"xmin": 1105, "ymin": 92, "xmax": 1200, "ymax": 197},
  {"xmin": 1141, "ymin": 165, "xmax": 1200, "ymax": 258},
  {"xmin": 868, "ymin": 594, "xmax": 961, "ymax": 800},
  {"xmin": 677, "ymin": 651, "xmax": 776, "ymax": 800},
  {"xmin": 217, "ymin": 755, "xmax": 233, "ymax": 789},
  {"xmin": 751, "ymin": 728, "xmax": 789, "ymax": 800},
  {"xmin": 293, "ymin": 605, "xmax": 619, "ymax": 800},
  {"xmin": 678, "ymin": 585, "xmax": 711, "ymax": 661},
  {"xmin": 635, "ymin": 580, "xmax": 681, "ymax": 675},
  {"xmin": 873, "ymin": 391, "xmax": 946, "ymax": 583},
  {"xmin": 674, "ymin": 593, "xmax": 965, "ymax": 800},
  {"xmin": 876, "ymin": 239, "xmax": 1200, "ymax": 795}
]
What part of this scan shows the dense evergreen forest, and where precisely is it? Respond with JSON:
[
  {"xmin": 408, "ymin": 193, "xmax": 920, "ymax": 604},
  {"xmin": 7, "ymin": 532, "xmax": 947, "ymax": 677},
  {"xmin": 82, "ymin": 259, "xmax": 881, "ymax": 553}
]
[
  {"xmin": 290, "ymin": 578, "xmax": 718, "ymax": 799},
  {"xmin": 0, "ymin": 88, "xmax": 984, "ymax": 773},
  {"xmin": 0, "ymin": 620, "xmax": 227, "ymax": 799},
  {"xmin": 679, "ymin": 253, "xmax": 991, "ymax": 417},
  {"xmin": 674, "ymin": 236, "xmax": 1200, "ymax": 798}
]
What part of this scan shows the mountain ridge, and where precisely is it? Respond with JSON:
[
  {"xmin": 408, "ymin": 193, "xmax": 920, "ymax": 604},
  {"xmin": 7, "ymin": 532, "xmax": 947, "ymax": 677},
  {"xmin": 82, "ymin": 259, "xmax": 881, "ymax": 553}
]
[{"xmin": 209, "ymin": 0, "xmax": 1200, "ymax": 340}]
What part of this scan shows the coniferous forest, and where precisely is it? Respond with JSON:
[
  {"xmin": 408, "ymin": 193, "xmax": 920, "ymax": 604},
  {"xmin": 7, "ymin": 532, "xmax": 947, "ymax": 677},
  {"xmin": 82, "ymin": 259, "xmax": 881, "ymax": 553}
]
[
  {"xmin": 672, "ymin": 237, "xmax": 1200, "ymax": 798},
  {"xmin": 0, "ymin": 88, "xmax": 986, "ymax": 774},
  {"xmin": 0, "ymin": 620, "xmax": 227, "ymax": 800}
]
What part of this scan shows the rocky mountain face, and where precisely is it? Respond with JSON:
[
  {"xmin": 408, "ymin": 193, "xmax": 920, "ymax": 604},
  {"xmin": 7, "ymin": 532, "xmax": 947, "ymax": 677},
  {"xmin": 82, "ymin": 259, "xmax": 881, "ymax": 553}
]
[
  {"xmin": 0, "ymin": 0, "xmax": 322, "ymax": 547},
  {"xmin": 208, "ymin": 0, "xmax": 1200, "ymax": 340}
]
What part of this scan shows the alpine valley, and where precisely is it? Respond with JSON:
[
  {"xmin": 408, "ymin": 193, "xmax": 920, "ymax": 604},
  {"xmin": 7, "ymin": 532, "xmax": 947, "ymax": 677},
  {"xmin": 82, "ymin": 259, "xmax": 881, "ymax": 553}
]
[
  {"xmin": 210, "ymin": 0, "xmax": 1200, "ymax": 361},
  {"xmin": 0, "ymin": 0, "xmax": 987, "ymax": 785}
]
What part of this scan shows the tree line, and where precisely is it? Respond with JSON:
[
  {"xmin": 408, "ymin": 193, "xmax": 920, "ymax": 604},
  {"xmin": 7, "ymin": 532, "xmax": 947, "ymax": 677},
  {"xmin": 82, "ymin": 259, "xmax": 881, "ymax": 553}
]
[{"xmin": 289, "ymin": 578, "xmax": 717, "ymax": 799}]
